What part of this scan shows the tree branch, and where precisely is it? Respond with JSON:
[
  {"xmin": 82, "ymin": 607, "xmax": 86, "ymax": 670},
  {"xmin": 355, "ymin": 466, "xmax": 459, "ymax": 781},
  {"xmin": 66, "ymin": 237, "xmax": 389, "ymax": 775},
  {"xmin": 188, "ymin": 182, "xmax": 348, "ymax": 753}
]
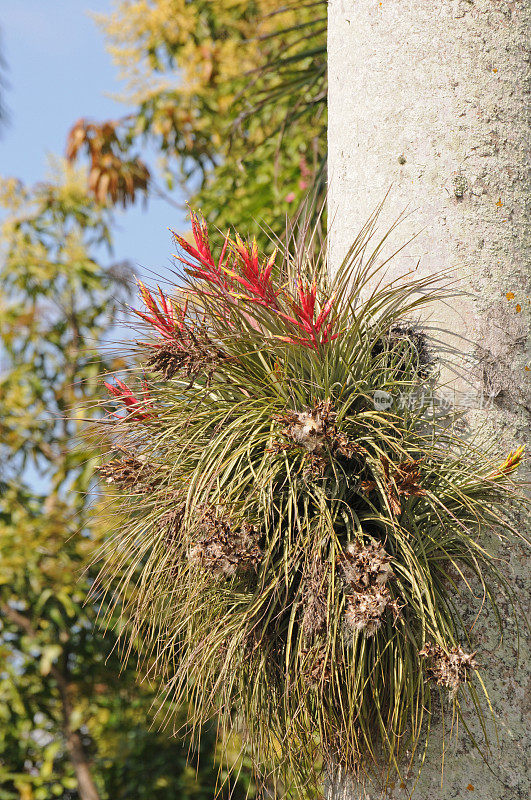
[{"xmin": 0, "ymin": 601, "xmax": 102, "ymax": 800}]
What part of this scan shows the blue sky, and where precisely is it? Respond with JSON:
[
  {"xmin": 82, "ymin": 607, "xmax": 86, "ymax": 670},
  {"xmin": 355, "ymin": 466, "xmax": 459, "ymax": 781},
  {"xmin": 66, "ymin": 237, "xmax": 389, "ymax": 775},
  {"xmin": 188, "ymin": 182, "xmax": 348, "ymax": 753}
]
[{"xmin": 1, "ymin": 0, "xmax": 186, "ymax": 282}]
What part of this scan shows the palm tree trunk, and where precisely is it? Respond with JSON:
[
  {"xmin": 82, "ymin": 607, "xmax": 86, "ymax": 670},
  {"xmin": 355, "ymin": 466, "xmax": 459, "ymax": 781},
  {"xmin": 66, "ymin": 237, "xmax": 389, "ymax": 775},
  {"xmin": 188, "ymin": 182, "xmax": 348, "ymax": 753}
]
[{"xmin": 327, "ymin": 1, "xmax": 530, "ymax": 797}]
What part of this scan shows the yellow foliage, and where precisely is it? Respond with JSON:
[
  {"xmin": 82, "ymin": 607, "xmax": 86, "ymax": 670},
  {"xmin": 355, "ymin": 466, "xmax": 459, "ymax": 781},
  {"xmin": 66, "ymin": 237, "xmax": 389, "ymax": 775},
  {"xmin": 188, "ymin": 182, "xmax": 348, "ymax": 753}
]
[{"xmin": 97, "ymin": 1, "xmax": 288, "ymax": 94}]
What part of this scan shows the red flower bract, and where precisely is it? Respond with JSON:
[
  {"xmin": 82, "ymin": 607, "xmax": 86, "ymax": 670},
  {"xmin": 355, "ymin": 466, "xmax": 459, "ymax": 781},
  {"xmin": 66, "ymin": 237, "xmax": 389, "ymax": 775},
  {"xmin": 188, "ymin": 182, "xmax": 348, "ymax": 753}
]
[
  {"xmin": 276, "ymin": 279, "xmax": 338, "ymax": 349},
  {"xmin": 169, "ymin": 210, "xmax": 340, "ymax": 351},
  {"xmin": 227, "ymin": 235, "xmax": 279, "ymax": 306},
  {"xmin": 171, "ymin": 212, "xmax": 232, "ymax": 291},
  {"xmin": 132, "ymin": 280, "xmax": 187, "ymax": 343},
  {"xmin": 104, "ymin": 378, "xmax": 154, "ymax": 420}
]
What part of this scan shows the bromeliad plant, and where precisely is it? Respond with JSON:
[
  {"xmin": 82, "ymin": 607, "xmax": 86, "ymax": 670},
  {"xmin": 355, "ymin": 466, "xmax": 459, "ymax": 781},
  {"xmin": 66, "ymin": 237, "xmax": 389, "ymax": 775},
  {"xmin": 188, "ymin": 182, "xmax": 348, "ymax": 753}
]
[{"xmin": 97, "ymin": 207, "xmax": 526, "ymax": 795}]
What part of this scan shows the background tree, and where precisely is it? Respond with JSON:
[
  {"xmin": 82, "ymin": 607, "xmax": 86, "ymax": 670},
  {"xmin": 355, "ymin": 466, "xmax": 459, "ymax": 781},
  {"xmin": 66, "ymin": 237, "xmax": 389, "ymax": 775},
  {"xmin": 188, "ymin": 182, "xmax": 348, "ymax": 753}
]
[
  {"xmin": 0, "ymin": 166, "xmax": 249, "ymax": 800},
  {"xmin": 1, "ymin": 3, "xmax": 329, "ymax": 795},
  {"xmin": 68, "ymin": 0, "xmax": 327, "ymax": 237}
]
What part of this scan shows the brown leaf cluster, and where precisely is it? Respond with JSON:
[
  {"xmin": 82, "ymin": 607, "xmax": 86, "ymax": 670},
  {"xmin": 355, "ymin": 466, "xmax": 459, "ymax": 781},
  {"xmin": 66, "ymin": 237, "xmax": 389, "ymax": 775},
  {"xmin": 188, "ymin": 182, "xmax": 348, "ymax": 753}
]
[
  {"xmin": 66, "ymin": 118, "xmax": 149, "ymax": 207},
  {"xmin": 361, "ymin": 457, "xmax": 426, "ymax": 516}
]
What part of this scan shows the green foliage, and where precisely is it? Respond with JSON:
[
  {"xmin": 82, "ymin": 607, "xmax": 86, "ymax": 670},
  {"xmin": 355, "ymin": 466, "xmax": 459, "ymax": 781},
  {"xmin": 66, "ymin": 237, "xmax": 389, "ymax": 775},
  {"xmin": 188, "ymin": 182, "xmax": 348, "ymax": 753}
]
[
  {"xmin": 96, "ymin": 207, "xmax": 527, "ymax": 796},
  {"xmin": 0, "ymin": 166, "xmax": 122, "ymax": 486},
  {"xmin": 0, "ymin": 167, "xmax": 247, "ymax": 799},
  {"xmin": 1, "ymin": 2, "xmax": 329, "ymax": 790},
  {"xmin": 85, "ymin": 0, "xmax": 327, "ymax": 236}
]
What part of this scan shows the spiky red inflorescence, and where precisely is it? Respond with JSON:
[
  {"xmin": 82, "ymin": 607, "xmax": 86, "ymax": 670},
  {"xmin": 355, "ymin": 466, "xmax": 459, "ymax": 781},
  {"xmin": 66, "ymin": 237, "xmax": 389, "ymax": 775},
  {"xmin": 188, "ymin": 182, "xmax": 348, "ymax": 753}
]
[
  {"xmin": 228, "ymin": 235, "xmax": 279, "ymax": 306},
  {"xmin": 104, "ymin": 378, "xmax": 154, "ymax": 420},
  {"xmin": 170, "ymin": 211, "xmax": 340, "ymax": 351},
  {"xmin": 132, "ymin": 280, "xmax": 187, "ymax": 342},
  {"xmin": 276, "ymin": 278, "xmax": 338, "ymax": 349},
  {"xmin": 171, "ymin": 211, "xmax": 232, "ymax": 291},
  {"xmin": 172, "ymin": 212, "xmax": 279, "ymax": 307}
]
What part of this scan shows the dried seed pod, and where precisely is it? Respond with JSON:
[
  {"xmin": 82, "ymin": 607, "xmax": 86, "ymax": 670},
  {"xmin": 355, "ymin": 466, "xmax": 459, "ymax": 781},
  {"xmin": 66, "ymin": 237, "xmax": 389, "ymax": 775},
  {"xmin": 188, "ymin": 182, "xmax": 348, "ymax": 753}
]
[
  {"xmin": 344, "ymin": 586, "xmax": 391, "ymax": 637},
  {"xmin": 339, "ymin": 540, "xmax": 394, "ymax": 589},
  {"xmin": 420, "ymin": 641, "xmax": 477, "ymax": 695},
  {"xmin": 99, "ymin": 455, "xmax": 158, "ymax": 493},
  {"xmin": 146, "ymin": 343, "xmax": 188, "ymax": 380},
  {"xmin": 274, "ymin": 399, "xmax": 361, "ymax": 459},
  {"xmin": 146, "ymin": 330, "xmax": 225, "ymax": 384},
  {"xmin": 188, "ymin": 508, "xmax": 262, "ymax": 578},
  {"xmin": 340, "ymin": 540, "xmax": 399, "ymax": 637},
  {"xmin": 302, "ymin": 452, "xmax": 328, "ymax": 481},
  {"xmin": 282, "ymin": 409, "xmax": 327, "ymax": 453},
  {"xmin": 333, "ymin": 431, "xmax": 359, "ymax": 459},
  {"xmin": 301, "ymin": 556, "xmax": 329, "ymax": 638}
]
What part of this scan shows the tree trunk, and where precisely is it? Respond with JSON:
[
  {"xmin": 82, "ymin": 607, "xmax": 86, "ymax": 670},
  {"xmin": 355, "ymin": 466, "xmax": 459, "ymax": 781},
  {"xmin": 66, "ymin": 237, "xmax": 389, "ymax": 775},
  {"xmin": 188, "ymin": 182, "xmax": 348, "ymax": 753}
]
[
  {"xmin": 327, "ymin": 1, "xmax": 530, "ymax": 798},
  {"xmin": 0, "ymin": 602, "xmax": 101, "ymax": 800},
  {"xmin": 55, "ymin": 668, "xmax": 102, "ymax": 800}
]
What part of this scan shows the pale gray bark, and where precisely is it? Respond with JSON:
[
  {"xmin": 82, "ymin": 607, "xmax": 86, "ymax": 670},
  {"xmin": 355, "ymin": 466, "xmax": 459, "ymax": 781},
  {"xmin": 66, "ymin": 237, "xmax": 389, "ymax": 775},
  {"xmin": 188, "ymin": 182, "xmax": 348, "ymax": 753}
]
[{"xmin": 327, "ymin": 1, "xmax": 530, "ymax": 798}]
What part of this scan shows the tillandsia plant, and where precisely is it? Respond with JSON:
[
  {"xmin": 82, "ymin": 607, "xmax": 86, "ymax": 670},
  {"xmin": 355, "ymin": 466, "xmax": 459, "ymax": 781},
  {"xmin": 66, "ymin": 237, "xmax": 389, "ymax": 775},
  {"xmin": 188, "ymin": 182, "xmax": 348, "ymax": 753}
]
[{"xmin": 95, "ymin": 206, "xmax": 526, "ymax": 795}]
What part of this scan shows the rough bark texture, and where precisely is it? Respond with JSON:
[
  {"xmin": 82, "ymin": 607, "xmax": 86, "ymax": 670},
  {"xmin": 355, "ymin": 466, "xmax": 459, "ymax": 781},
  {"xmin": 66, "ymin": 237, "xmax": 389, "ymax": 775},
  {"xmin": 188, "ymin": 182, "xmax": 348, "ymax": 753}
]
[{"xmin": 327, "ymin": 1, "xmax": 530, "ymax": 798}]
